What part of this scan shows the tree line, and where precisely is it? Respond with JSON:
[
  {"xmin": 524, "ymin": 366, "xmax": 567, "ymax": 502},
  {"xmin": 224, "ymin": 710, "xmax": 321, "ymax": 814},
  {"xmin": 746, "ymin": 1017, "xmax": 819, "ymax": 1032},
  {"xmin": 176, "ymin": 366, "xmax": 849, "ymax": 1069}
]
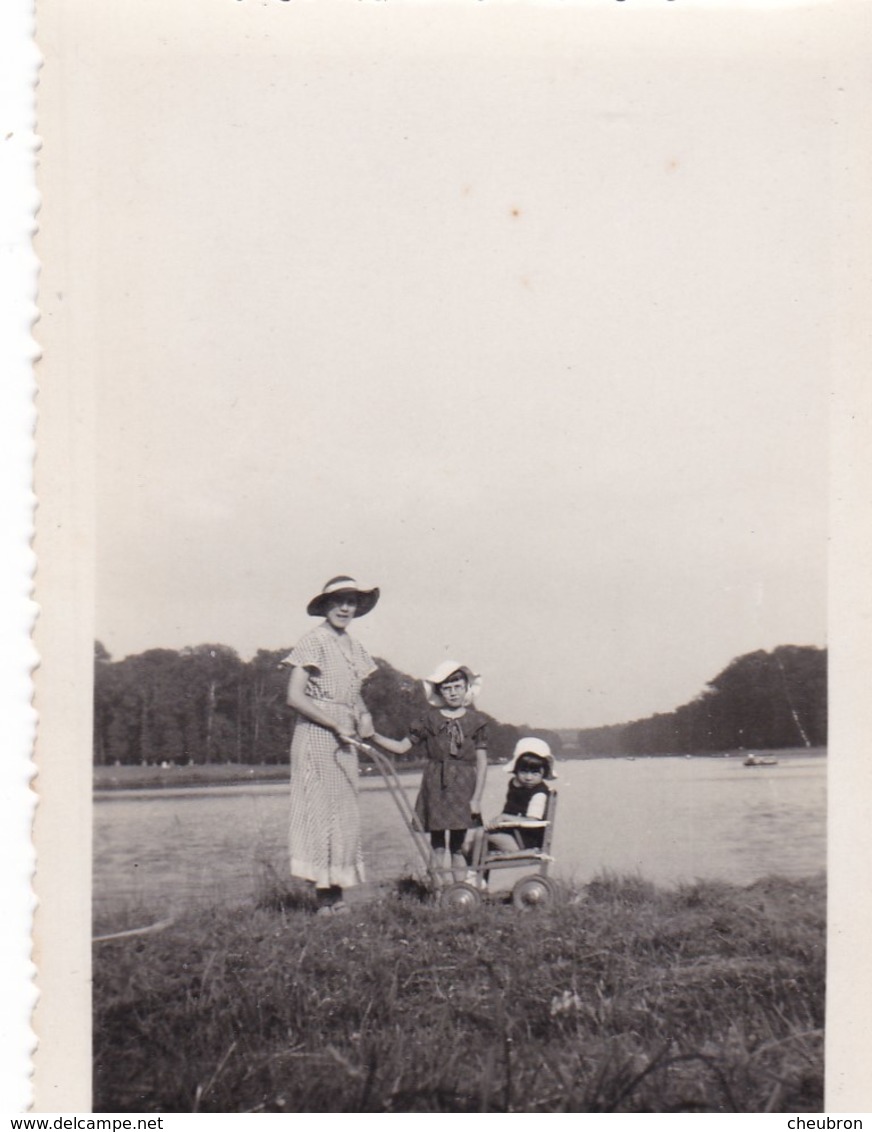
[
  {"xmin": 93, "ymin": 640, "xmax": 826, "ymax": 766},
  {"xmin": 573, "ymin": 645, "xmax": 827, "ymax": 756},
  {"xmin": 92, "ymin": 642, "xmax": 531, "ymax": 767}
]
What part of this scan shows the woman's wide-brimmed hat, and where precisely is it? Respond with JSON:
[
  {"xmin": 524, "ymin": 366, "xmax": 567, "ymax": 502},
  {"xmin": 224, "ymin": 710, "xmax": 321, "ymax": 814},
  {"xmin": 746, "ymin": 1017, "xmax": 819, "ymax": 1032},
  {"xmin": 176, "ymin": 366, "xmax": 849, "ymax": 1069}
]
[
  {"xmin": 423, "ymin": 660, "xmax": 482, "ymax": 708},
  {"xmin": 505, "ymin": 737, "xmax": 557, "ymax": 779},
  {"xmin": 306, "ymin": 576, "xmax": 380, "ymax": 619}
]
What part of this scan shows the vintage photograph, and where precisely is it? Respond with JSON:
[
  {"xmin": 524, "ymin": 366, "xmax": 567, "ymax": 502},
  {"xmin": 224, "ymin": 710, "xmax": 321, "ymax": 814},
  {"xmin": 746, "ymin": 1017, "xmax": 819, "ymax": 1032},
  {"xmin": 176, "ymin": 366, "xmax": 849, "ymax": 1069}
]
[{"xmin": 30, "ymin": 0, "xmax": 872, "ymax": 1116}]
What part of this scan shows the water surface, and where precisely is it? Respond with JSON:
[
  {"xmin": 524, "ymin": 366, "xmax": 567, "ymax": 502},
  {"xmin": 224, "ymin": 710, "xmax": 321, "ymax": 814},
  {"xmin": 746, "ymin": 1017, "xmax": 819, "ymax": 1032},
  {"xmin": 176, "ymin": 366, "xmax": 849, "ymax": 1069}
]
[{"xmin": 94, "ymin": 750, "xmax": 825, "ymax": 923}]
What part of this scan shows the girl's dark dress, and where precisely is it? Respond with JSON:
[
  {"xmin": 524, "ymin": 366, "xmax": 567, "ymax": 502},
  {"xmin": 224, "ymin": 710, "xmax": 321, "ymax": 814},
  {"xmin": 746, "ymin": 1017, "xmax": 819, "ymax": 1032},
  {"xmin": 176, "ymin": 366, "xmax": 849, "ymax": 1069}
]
[{"xmin": 412, "ymin": 707, "xmax": 489, "ymax": 831}]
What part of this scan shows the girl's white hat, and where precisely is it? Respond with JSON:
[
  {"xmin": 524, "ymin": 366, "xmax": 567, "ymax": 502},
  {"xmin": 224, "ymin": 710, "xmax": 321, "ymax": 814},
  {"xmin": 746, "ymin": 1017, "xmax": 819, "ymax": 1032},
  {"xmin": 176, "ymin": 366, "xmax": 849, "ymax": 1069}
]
[
  {"xmin": 306, "ymin": 575, "xmax": 380, "ymax": 618},
  {"xmin": 423, "ymin": 661, "xmax": 482, "ymax": 707},
  {"xmin": 506, "ymin": 737, "xmax": 557, "ymax": 779}
]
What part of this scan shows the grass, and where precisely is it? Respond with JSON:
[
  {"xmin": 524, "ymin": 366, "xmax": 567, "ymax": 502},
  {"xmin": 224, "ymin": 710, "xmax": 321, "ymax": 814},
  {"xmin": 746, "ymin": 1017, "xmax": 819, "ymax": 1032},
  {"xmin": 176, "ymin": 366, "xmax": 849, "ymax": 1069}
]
[
  {"xmin": 93, "ymin": 762, "xmax": 292, "ymax": 791},
  {"xmin": 92, "ymin": 761, "xmax": 422, "ymax": 791},
  {"xmin": 92, "ymin": 872, "xmax": 824, "ymax": 1113}
]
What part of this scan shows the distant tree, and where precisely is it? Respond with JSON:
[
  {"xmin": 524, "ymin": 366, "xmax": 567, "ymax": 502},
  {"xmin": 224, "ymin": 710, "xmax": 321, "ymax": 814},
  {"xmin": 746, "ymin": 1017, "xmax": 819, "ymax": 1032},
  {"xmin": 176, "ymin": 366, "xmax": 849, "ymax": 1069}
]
[
  {"xmin": 244, "ymin": 649, "xmax": 295, "ymax": 765},
  {"xmin": 179, "ymin": 645, "xmax": 244, "ymax": 763},
  {"xmin": 94, "ymin": 644, "xmax": 247, "ymax": 765},
  {"xmin": 485, "ymin": 719, "xmax": 522, "ymax": 763},
  {"xmin": 96, "ymin": 640, "xmax": 824, "ymax": 767},
  {"xmin": 770, "ymin": 645, "xmax": 827, "ymax": 747},
  {"xmin": 363, "ymin": 659, "xmax": 429, "ymax": 753},
  {"xmin": 93, "ymin": 642, "xmax": 117, "ymax": 765},
  {"xmin": 576, "ymin": 722, "xmax": 626, "ymax": 758},
  {"xmin": 111, "ymin": 649, "xmax": 189, "ymax": 764},
  {"xmin": 574, "ymin": 645, "xmax": 827, "ymax": 757}
]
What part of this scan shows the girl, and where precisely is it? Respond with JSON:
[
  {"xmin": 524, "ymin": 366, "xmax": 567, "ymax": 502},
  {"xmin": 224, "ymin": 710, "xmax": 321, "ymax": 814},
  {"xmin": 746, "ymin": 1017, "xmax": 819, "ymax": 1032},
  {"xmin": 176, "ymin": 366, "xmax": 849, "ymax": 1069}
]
[
  {"xmin": 375, "ymin": 661, "xmax": 488, "ymax": 882},
  {"xmin": 467, "ymin": 737, "xmax": 556, "ymax": 889},
  {"xmin": 486, "ymin": 737, "xmax": 556, "ymax": 854}
]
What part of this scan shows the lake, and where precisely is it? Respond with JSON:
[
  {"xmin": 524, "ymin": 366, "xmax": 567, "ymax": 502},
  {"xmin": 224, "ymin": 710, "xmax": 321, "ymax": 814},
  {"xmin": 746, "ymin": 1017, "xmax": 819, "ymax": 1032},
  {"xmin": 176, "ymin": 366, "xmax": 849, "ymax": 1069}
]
[{"xmin": 93, "ymin": 749, "xmax": 825, "ymax": 926}]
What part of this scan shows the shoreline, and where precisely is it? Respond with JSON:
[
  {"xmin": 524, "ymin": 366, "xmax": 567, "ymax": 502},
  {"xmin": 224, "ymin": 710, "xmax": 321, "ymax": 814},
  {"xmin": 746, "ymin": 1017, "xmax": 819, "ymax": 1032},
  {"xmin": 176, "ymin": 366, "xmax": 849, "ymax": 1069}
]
[
  {"xmin": 92, "ymin": 761, "xmax": 424, "ymax": 793},
  {"xmin": 93, "ymin": 747, "xmax": 825, "ymax": 793}
]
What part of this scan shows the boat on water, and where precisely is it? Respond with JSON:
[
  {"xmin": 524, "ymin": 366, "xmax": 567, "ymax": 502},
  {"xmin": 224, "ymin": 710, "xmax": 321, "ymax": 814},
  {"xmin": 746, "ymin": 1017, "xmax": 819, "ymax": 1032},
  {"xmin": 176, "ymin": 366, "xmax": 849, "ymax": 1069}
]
[{"xmin": 743, "ymin": 753, "xmax": 779, "ymax": 767}]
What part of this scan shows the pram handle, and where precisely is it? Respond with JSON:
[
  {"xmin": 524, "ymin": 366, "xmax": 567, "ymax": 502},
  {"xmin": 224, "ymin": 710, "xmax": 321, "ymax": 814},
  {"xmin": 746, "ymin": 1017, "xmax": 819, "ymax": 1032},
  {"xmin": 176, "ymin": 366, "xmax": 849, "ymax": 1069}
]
[{"xmin": 344, "ymin": 737, "xmax": 441, "ymax": 884}]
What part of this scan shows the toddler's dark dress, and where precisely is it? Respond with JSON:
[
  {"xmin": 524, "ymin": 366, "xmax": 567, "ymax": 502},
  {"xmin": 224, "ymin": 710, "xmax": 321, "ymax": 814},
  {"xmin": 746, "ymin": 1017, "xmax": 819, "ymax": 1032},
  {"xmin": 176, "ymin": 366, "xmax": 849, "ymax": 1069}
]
[
  {"xmin": 501, "ymin": 779, "xmax": 551, "ymax": 848},
  {"xmin": 411, "ymin": 707, "xmax": 489, "ymax": 831}
]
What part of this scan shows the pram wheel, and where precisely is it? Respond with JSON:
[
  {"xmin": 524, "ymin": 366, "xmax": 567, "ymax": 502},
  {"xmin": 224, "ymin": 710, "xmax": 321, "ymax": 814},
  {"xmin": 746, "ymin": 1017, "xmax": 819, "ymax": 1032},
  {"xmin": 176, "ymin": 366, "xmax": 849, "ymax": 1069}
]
[
  {"xmin": 511, "ymin": 875, "xmax": 554, "ymax": 910},
  {"xmin": 440, "ymin": 882, "xmax": 483, "ymax": 910}
]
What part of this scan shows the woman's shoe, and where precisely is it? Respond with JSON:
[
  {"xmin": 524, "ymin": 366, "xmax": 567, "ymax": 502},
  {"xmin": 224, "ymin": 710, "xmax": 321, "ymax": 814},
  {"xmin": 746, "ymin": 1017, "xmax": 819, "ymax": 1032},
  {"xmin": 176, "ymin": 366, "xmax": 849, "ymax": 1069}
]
[
  {"xmin": 315, "ymin": 884, "xmax": 344, "ymax": 915},
  {"xmin": 316, "ymin": 899, "xmax": 350, "ymax": 916}
]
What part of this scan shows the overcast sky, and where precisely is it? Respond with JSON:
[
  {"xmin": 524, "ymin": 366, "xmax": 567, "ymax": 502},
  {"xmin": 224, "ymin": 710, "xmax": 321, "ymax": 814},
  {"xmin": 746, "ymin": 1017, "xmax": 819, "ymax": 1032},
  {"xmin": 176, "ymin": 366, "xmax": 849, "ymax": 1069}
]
[{"xmin": 65, "ymin": 1, "xmax": 834, "ymax": 728}]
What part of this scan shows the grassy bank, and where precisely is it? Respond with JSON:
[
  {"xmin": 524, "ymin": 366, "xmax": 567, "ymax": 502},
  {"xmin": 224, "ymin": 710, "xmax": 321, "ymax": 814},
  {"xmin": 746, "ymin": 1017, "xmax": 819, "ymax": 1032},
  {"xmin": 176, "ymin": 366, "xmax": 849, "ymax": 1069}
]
[
  {"xmin": 93, "ymin": 873, "xmax": 824, "ymax": 1113},
  {"xmin": 93, "ymin": 748, "xmax": 825, "ymax": 791},
  {"xmin": 93, "ymin": 760, "xmax": 423, "ymax": 791},
  {"xmin": 93, "ymin": 762, "xmax": 292, "ymax": 791}
]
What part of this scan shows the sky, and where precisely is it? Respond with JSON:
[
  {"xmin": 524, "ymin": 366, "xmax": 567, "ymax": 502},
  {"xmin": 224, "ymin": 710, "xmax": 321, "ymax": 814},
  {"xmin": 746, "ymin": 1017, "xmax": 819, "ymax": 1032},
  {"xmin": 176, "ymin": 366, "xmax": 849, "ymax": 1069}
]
[{"xmin": 59, "ymin": 0, "xmax": 835, "ymax": 728}]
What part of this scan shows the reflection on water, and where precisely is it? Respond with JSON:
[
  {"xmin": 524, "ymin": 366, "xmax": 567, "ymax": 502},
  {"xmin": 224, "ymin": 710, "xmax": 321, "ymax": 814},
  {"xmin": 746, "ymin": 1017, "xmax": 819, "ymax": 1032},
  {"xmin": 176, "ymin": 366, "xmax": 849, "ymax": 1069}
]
[{"xmin": 93, "ymin": 750, "xmax": 825, "ymax": 922}]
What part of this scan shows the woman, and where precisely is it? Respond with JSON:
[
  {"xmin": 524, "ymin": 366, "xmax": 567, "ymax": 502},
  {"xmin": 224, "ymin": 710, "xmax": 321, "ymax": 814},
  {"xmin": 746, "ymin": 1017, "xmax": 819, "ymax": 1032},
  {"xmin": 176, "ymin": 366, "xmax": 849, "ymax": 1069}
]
[{"xmin": 282, "ymin": 575, "xmax": 379, "ymax": 915}]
